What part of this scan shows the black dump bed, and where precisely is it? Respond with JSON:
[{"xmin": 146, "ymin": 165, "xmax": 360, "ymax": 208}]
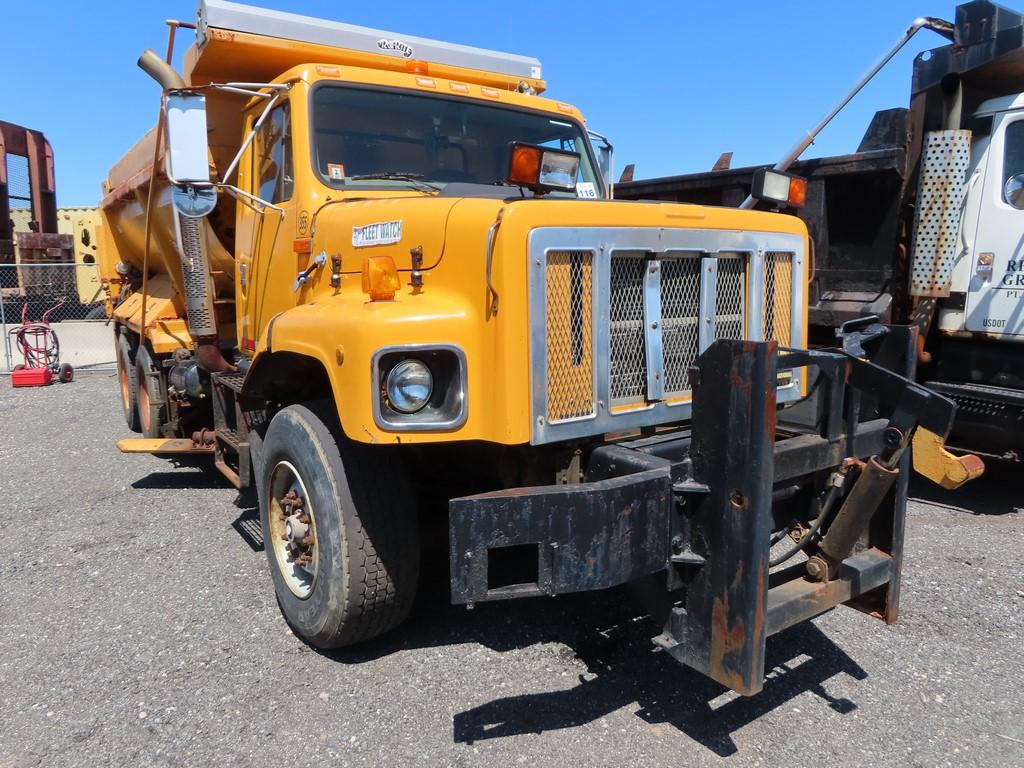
[
  {"xmin": 618, "ymin": 0, "xmax": 1024, "ymax": 343},
  {"xmin": 618, "ymin": 110, "xmax": 909, "ymax": 340}
]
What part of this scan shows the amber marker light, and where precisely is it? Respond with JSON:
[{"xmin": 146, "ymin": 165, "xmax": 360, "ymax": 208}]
[
  {"xmin": 361, "ymin": 255, "xmax": 401, "ymax": 301},
  {"xmin": 788, "ymin": 176, "xmax": 808, "ymax": 208},
  {"xmin": 508, "ymin": 144, "xmax": 542, "ymax": 187}
]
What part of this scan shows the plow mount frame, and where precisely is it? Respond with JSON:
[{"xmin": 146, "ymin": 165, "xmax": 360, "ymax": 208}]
[{"xmin": 450, "ymin": 324, "xmax": 956, "ymax": 695}]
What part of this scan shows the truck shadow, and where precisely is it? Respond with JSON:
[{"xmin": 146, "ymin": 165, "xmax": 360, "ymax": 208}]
[
  {"xmin": 448, "ymin": 615, "xmax": 864, "ymax": 756},
  {"xmin": 909, "ymin": 459, "xmax": 1021, "ymax": 515},
  {"xmin": 323, "ymin": 574, "xmax": 866, "ymax": 757},
  {"xmin": 130, "ymin": 460, "xmax": 228, "ymax": 491}
]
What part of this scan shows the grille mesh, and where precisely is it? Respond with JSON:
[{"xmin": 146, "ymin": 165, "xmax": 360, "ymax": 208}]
[
  {"xmin": 763, "ymin": 251, "xmax": 793, "ymax": 345},
  {"xmin": 660, "ymin": 256, "xmax": 702, "ymax": 395},
  {"xmin": 545, "ymin": 250, "xmax": 594, "ymax": 422},
  {"xmin": 715, "ymin": 255, "xmax": 745, "ymax": 340},
  {"xmin": 609, "ymin": 255, "xmax": 647, "ymax": 403}
]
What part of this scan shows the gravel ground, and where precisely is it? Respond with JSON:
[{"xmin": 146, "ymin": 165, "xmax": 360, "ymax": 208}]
[{"xmin": 1, "ymin": 373, "xmax": 1022, "ymax": 768}]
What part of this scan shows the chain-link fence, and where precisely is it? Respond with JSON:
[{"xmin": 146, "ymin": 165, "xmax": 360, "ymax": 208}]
[{"xmin": 1, "ymin": 262, "xmax": 115, "ymax": 373}]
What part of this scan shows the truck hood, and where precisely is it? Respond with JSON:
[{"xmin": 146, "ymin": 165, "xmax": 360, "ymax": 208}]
[
  {"xmin": 314, "ymin": 194, "xmax": 806, "ymax": 275},
  {"xmin": 317, "ymin": 196, "xmax": 474, "ymax": 274}
]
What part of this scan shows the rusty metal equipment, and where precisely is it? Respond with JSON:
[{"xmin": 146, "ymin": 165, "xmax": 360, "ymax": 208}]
[
  {"xmin": 1, "ymin": 122, "xmax": 76, "ymax": 311},
  {"xmin": 450, "ymin": 322, "xmax": 956, "ymax": 695}
]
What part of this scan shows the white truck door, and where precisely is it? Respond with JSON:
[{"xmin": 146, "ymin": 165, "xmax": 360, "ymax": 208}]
[{"xmin": 965, "ymin": 111, "xmax": 1024, "ymax": 336}]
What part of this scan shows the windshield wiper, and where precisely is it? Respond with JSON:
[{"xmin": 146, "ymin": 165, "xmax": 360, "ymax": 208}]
[{"xmin": 348, "ymin": 172, "xmax": 440, "ymax": 194}]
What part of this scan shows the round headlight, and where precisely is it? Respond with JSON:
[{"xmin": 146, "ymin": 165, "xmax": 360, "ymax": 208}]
[{"xmin": 386, "ymin": 359, "xmax": 433, "ymax": 413}]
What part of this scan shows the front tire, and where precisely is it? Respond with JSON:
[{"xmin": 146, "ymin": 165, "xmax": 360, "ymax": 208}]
[{"xmin": 259, "ymin": 401, "xmax": 419, "ymax": 648}]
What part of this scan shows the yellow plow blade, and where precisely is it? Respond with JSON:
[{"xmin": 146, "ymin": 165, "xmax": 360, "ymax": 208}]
[{"xmin": 912, "ymin": 428, "xmax": 985, "ymax": 490}]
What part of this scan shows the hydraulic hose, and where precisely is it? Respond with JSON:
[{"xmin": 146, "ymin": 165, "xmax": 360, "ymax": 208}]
[{"xmin": 768, "ymin": 482, "xmax": 844, "ymax": 568}]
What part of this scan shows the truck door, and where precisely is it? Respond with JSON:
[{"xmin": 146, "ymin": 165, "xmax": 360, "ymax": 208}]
[
  {"xmin": 965, "ymin": 111, "xmax": 1024, "ymax": 336},
  {"xmin": 236, "ymin": 101, "xmax": 296, "ymax": 353}
]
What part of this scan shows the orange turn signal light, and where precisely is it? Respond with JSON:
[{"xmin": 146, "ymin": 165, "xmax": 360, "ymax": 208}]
[
  {"xmin": 788, "ymin": 177, "xmax": 807, "ymax": 208},
  {"xmin": 361, "ymin": 255, "xmax": 401, "ymax": 301},
  {"xmin": 508, "ymin": 144, "xmax": 542, "ymax": 187}
]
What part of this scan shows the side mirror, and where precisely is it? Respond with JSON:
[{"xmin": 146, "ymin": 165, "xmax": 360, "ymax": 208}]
[
  {"xmin": 588, "ymin": 130, "xmax": 614, "ymax": 197},
  {"xmin": 165, "ymin": 91, "xmax": 217, "ymax": 218},
  {"xmin": 1005, "ymin": 174, "xmax": 1024, "ymax": 210}
]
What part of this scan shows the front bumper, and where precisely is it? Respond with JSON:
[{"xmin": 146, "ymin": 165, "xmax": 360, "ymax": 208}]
[
  {"xmin": 450, "ymin": 328, "xmax": 956, "ymax": 695},
  {"xmin": 924, "ymin": 380, "xmax": 1024, "ymax": 459}
]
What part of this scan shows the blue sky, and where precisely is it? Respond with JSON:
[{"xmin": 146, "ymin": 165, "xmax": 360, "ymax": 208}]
[{"xmin": 2, "ymin": 1, "xmax": 963, "ymax": 206}]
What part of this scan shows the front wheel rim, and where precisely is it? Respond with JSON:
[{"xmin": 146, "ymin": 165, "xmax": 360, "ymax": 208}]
[{"xmin": 267, "ymin": 460, "xmax": 319, "ymax": 599}]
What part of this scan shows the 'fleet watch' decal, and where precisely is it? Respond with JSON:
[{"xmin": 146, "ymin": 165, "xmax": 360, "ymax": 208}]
[{"xmin": 352, "ymin": 220, "xmax": 403, "ymax": 248}]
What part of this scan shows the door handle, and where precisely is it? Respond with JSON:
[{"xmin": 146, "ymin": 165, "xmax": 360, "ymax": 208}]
[{"xmin": 293, "ymin": 252, "xmax": 327, "ymax": 292}]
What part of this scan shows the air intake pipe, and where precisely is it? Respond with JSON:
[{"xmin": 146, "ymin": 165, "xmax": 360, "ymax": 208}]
[
  {"xmin": 138, "ymin": 49, "xmax": 186, "ymax": 90},
  {"xmin": 138, "ymin": 49, "xmax": 234, "ymax": 374}
]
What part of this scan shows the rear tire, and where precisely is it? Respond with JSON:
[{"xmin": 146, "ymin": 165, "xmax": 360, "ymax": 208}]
[
  {"xmin": 58, "ymin": 363, "xmax": 74, "ymax": 383},
  {"xmin": 116, "ymin": 333, "xmax": 141, "ymax": 433},
  {"xmin": 259, "ymin": 400, "xmax": 419, "ymax": 648},
  {"xmin": 134, "ymin": 345, "xmax": 166, "ymax": 439}
]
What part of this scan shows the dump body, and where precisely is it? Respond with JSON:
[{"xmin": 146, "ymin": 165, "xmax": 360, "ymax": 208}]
[
  {"xmin": 618, "ymin": 109, "xmax": 909, "ymax": 342},
  {"xmin": 620, "ymin": 0, "xmax": 1024, "ymax": 460}
]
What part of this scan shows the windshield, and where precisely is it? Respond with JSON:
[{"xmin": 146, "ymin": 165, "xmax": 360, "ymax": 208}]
[{"xmin": 311, "ymin": 84, "xmax": 603, "ymax": 197}]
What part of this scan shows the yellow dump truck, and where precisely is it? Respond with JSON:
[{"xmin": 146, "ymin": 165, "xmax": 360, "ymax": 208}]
[{"xmin": 100, "ymin": 0, "xmax": 970, "ymax": 695}]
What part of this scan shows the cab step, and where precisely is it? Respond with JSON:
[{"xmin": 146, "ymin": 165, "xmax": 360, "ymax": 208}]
[
  {"xmin": 210, "ymin": 371, "xmax": 252, "ymax": 490},
  {"xmin": 117, "ymin": 438, "xmax": 215, "ymax": 455}
]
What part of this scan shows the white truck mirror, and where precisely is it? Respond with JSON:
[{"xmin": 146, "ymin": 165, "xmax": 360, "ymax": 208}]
[
  {"xmin": 588, "ymin": 130, "xmax": 614, "ymax": 198},
  {"xmin": 166, "ymin": 92, "xmax": 217, "ymax": 218},
  {"xmin": 1005, "ymin": 174, "xmax": 1024, "ymax": 210}
]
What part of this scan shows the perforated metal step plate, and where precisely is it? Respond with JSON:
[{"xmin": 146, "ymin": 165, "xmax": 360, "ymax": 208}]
[{"xmin": 909, "ymin": 130, "xmax": 972, "ymax": 298}]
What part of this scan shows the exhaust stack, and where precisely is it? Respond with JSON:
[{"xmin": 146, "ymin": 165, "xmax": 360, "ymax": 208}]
[{"xmin": 138, "ymin": 49, "xmax": 234, "ymax": 373}]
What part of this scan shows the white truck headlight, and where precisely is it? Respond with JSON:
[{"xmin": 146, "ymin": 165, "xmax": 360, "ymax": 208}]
[
  {"xmin": 538, "ymin": 151, "xmax": 580, "ymax": 190},
  {"xmin": 386, "ymin": 359, "xmax": 433, "ymax": 413}
]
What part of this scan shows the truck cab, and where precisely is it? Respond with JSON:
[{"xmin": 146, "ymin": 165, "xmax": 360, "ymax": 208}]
[
  {"xmin": 923, "ymin": 91, "xmax": 1024, "ymax": 457},
  {"xmin": 939, "ymin": 93, "xmax": 1024, "ymax": 337}
]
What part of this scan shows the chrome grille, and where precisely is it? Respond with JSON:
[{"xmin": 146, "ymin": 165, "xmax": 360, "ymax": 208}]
[
  {"xmin": 763, "ymin": 251, "xmax": 794, "ymax": 346},
  {"xmin": 545, "ymin": 250, "xmax": 595, "ymax": 423},
  {"xmin": 715, "ymin": 255, "xmax": 746, "ymax": 340},
  {"xmin": 608, "ymin": 254, "xmax": 647, "ymax": 404},
  {"xmin": 660, "ymin": 255, "xmax": 702, "ymax": 396},
  {"xmin": 529, "ymin": 228, "xmax": 805, "ymax": 445}
]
